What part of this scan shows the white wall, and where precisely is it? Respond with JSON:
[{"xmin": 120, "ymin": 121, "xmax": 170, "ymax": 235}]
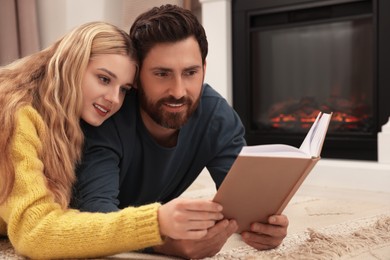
[
  {"xmin": 36, "ymin": 0, "xmax": 184, "ymax": 49},
  {"xmin": 200, "ymin": 0, "xmax": 232, "ymax": 104},
  {"xmin": 36, "ymin": 0, "xmax": 123, "ymax": 49}
]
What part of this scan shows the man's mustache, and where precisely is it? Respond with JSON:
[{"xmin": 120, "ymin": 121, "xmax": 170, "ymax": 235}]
[{"xmin": 159, "ymin": 96, "xmax": 191, "ymax": 105}]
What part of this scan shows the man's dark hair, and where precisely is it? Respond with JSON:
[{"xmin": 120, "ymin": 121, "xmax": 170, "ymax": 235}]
[{"xmin": 129, "ymin": 4, "xmax": 208, "ymax": 67}]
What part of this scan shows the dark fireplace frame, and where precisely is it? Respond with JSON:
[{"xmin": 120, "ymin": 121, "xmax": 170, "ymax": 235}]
[{"xmin": 232, "ymin": 0, "xmax": 390, "ymax": 160}]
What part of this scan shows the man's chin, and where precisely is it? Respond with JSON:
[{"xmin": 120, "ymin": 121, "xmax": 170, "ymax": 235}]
[
  {"xmin": 158, "ymin": 112, "xmax": 188, "ymax": 129},
  {"xmin": 159, "ymin": 121, "xmax": 185, "ymax": 130}
]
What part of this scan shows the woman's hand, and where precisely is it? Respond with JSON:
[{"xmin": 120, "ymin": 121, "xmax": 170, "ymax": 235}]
[
  {"xmin": 158, "ymin": 198, "xmax": 224, "ymax": 240},
  {"xmin": 153, "ymin": 219, "xmax": 238, "ymax": 259}
]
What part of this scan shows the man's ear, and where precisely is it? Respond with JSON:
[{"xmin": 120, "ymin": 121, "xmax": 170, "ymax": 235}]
[
  {"xmin": 132, "ymin": 79, "xmax": 140, "ymax": 90},
  {"xmin": 133, "ymin": 65, "xmax": 140, "ymax": 90},
  {"xmin": 203, "ymin": 60, "xmax": 207, "ymax": 79}
]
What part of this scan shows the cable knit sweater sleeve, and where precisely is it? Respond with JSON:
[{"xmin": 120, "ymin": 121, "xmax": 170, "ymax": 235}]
[{"xmin": 0, "ymin": 106, "xmax": 163, "ymax": 259}]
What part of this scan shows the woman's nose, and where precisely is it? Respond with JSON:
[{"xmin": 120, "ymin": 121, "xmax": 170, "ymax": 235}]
[{"xmin": 104, "ymin": 88, "xmax": 121, "ymax": 105}]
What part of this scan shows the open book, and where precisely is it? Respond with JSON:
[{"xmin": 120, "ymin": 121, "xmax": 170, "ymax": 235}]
[{"xmin": 213, "ymin": 112, "xmax": 332, "ymax": 233}]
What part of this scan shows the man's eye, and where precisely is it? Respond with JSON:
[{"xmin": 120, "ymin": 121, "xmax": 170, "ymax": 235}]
[
  {"xmin": 184, "ymin": 70, "xmax": 197, "ymax": 76},
  {"xmin": 155, "ymin": 72, "xmax": 168, "ymax": 77},
  {"xmin": 99, "ymin": 75, "xmax": 110, "ymax": 85}
]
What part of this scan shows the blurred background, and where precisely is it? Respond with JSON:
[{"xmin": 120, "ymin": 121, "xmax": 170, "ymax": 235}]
[{"xmin": 0, "ymin": 0, "xmax": 201, "ymax": 66}]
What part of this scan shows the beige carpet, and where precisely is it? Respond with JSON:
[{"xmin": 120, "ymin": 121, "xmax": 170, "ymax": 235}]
[{"xmin": 1, "ymin": 171, "xmax": 390, "ymax": 260}]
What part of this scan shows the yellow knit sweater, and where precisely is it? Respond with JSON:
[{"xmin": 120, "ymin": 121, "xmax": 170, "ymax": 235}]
[{"xmin": 0, "ymin": 106, "xmax": 163, "ymax": 259}]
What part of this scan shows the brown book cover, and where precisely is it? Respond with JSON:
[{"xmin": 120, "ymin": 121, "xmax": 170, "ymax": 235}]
[
  {"xmin": 213, "ymin": 156, "xmax": 319, "ymax": 232},
  {"xmin": 213, "ymin": 112, "xmax": 331, "ymax": 233}
]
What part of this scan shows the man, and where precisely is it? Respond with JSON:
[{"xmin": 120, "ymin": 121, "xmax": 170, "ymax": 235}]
[{"xmin": 73, "ymin": 4, "xmax": 288, "ymax": 259}]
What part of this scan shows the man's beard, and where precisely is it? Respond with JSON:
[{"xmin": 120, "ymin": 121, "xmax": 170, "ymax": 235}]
[{"xmin": 138, "ymin": 85, "xmax": 200, "ymax": 129}]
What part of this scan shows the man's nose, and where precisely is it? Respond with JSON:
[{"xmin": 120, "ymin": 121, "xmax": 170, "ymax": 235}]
[{"xmin": 169, "ymin": 76, "xmax": 186, "ymax": 99}]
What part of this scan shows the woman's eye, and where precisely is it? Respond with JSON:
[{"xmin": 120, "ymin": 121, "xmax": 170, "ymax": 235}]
[{"xmin": 99, "ymin": 75, "xmax": 110, "ymax": 85}]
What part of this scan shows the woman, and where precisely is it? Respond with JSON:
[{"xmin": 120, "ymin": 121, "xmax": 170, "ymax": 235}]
[{"xmin": 0, "ymin": 21, "xmax": 223, "ymax": 259}]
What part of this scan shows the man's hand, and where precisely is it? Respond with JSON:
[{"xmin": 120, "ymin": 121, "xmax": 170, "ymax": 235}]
[
  {"xmin": 153, "ymin": 219, "xmax": 238, "ymax": 259},
  {"xmin": 241, "ymin": 214, "xmax": 289, "ymax": 250},
  {"xmin": 158, "ymin": 198, "xmax": 224, "ymax": 240}
]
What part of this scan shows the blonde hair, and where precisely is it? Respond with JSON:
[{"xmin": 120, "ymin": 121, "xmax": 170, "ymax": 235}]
[{"xmin": 0, "ymin": 21, "xmax": 136, "ymax": 208}]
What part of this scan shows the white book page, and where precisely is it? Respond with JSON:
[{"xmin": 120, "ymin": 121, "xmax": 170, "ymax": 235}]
[
  {"xmin": 240, "ymin": 144, "xmax": 311, "ymax": 158},
  {"xmin": 240, "ymin": 111, "xmax": 332, "ymax": 159},
  {"xmin": 310, "ymin": 113, "xmax": 332, "ymax": 157},
  {"xmin": 299, "ymin": 112, "xmax": 332, "ymax": 157},
  {"xmin": 299, "ymin": 112, "xmax": 321, "ymax": 156}
]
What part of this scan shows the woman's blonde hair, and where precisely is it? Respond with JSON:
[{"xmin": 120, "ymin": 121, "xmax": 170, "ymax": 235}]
[{"xmin": 0, "ymin": 21, "xmax": 136, "ymax": 208}]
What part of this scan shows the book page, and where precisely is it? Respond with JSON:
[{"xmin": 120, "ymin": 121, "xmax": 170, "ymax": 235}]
[
  {"xmin": 239, "ymin": 111, "xmax": 331, "ymax": 159},
  {"xmin": 310, "ymin": 113, "xmax": 332, "ymax": 157},
  {"xmin": 240, "ymin": 144, "xmax": 311, "ymax": 158},
  {"xmin": 299, "ymin": 112, "xmax": 332, "ymax": 157}
]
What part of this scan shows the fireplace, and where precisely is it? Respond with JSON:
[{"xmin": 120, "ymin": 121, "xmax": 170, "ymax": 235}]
[{"xmin": 232, "ymin": 0, "xmax": 390, "ymax": 160}]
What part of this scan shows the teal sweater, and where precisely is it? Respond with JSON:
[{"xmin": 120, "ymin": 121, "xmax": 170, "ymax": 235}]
[{"xmin": 73, "ymin": 84, "xmax": 246, "ymax": 212}]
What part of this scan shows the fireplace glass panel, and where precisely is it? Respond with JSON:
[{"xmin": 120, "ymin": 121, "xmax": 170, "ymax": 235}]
[{"xmin": 251, "ymin": 17, "xmax": 373, "ymax": 135}]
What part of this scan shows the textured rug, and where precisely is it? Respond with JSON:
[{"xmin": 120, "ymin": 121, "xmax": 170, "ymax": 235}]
[
  {"xmin": 1, "ymin": 214, "xmax": 389, "ymax": 260},
  {"xmin": 205, "ymin": 214, "xmax": 390, "ymax": 260},
  {"xmin": 1, "ymin": 172, "xmax": 390, "ymax": 259}
]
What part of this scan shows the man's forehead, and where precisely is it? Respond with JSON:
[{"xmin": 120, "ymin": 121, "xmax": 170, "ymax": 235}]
[{"xmin": 142, "ymin": 40, "xmax": 202, "ymax": 69}]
